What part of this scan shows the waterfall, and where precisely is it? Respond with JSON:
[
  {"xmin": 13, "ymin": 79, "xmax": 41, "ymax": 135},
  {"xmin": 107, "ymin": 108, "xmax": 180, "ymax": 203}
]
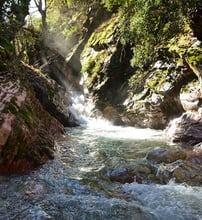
[
  {"xmin": 68, "ymin": 91, "xmax": 88, "ymax": 126},
  {"xmin": 67, "ymin": 74, "xmax": 100, "ymax": 127}
]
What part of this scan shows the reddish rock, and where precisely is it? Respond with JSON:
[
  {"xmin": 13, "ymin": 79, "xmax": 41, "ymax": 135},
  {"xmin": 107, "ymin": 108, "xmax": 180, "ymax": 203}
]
[{"xmin": 0, "ymin": 72, "xmax": 65, "ymax": 175}]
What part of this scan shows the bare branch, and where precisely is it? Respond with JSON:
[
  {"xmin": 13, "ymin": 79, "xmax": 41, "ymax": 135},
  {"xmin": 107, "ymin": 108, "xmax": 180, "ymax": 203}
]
[{"xmin": 33, "ymin": 0, "xmax": 39, "ymax": 8}]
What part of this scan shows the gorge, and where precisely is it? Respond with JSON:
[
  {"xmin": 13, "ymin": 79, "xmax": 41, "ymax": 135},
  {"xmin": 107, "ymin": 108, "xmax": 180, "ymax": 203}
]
[{"xmin": 0, "ymin": 0, "xmax": 202, "ymax": 219}]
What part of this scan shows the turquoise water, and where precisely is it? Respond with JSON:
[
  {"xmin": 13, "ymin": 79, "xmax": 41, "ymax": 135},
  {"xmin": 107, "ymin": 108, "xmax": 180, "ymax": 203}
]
[{"xmin": 0, "ymin": 123, "xmax": 201, "ymax": 219}]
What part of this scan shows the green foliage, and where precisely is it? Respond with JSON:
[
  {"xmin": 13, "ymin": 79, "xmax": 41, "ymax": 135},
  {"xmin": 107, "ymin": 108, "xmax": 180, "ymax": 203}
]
[
  {"xmin": 101, "ymin": 0, "xmax": 202, "ymax": 68},
  {"xmin": 101, "ymin": 0, "xmax": 126, "ymax": 10},
  {"xmin": 187, "ymin": 48, "xmax": 202, "ymax": 67},
  {"xmin": 88, "ymin": 16, "xmax": 118, "ymax": 49},
  {"xmin": 0, "ymin": 0, "xmax": 30, "ymax": 68},
  {"xmin": 128, "ymin": 69, "xmax": 149, "ymax": 94},
  {"xmin": 26, "ymin": 16, "xmax": 42, "ymax": 31},
  {"xmin": 186, "ymin": 47, "xmax": 202, "ymax": 78}
]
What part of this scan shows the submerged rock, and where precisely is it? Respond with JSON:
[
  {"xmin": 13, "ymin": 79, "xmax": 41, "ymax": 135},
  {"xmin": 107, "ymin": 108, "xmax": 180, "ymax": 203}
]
[
  {"xmin": 0, "ymin": 72, "xmax": 64, "ymax": 174},
  {"xmin": 108, "ymin": 161, "xmax": 154, "ymax": 184},
  {"xmin": 108, "ymin": 167, "xmax": 135, "ymax": 184}
]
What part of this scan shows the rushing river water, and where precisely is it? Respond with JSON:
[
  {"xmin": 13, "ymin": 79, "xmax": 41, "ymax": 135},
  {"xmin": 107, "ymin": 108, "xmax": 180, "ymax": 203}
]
[{"xmin": 0, "ymin": 121, "xmax": 202, "ymax": 220}]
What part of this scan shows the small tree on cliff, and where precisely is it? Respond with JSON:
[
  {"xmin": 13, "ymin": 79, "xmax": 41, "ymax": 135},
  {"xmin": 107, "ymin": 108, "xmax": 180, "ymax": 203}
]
[{"xmin": 33, "ymin": 0, "xmax": 47, "ymax": 34}]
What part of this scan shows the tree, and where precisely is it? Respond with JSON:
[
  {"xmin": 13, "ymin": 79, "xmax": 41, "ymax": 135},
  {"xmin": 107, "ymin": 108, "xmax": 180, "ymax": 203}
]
[
  {"xmin": 33, "ymin": 0, "xmax": 48, "ymax": 33},
  {"xmin": 0, "ymin": 0, "xmax": 30, "ymax": 68}
]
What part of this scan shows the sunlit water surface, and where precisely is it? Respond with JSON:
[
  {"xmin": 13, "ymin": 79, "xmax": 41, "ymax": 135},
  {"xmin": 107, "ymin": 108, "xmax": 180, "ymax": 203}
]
[{"xmin": 0, "ymin": 122, "xmax": 202, "ymax": 219}]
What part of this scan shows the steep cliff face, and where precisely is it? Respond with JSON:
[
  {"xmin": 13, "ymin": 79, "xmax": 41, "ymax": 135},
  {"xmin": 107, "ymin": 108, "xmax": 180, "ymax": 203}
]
[
  {"xmin": 0, "ymin": 70, "xmax": 65, "ymax": 174},
  {"xmin": 81, "ymin": 13, "xmax": 202, "ymax": 130}
]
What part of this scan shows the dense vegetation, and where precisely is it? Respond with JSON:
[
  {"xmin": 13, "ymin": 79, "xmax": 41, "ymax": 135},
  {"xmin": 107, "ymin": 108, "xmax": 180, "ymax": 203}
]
[{"xmin": 1, "ymin": 0, "xmax": 201, "ymax": 71}]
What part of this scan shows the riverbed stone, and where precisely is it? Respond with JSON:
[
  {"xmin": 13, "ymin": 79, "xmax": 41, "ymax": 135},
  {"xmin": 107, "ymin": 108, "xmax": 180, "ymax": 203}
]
[
  {"xmin": 109, "ymin": 166, "xmax": 135, "ymax": 184},
  {"xmin": 172, "ymin": 161, "xmax": 202, "ymax": 186},
  {"xmin": 146, "ymin": 146, "xmax": 186, "ymax": 163},
  {"xmin": 156, "ymin": 160, "xmax": 202, "ymax": 186}
]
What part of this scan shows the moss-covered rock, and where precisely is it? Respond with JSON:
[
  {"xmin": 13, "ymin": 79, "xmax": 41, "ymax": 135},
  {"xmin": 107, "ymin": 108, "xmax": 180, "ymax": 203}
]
[{"xmin": 0, "ymin": 71, "xmax": 64, "ymax": 175}]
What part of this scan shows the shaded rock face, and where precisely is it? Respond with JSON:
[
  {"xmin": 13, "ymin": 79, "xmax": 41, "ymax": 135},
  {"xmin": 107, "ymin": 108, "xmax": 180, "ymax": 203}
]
[
  {"xmin": 102, "ymin": 105, "xmax": 124, "ymax": 125},
  {"xmin": 86, "ymin": 41, "xmax": 136, "ymax": 111},
  {"xmin": 22, "ymin": 63, "xmax": 79, "ymax": 127},
  {"xmin": 190, "ymin": 7, "xmax": 202, "ymax": 41},
  {"xmin": 0, "ymin": 72, "xmax": 64, "ymax": 174},
  {"xmin": 94, "ymin": 42, "xmax": 135, "ymax": 107}
]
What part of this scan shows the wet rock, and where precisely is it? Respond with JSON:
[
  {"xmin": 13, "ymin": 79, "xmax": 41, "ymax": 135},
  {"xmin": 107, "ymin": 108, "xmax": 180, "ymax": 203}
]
[
  {"xmin": 165, "ymin": 110, "xmax": 202, "ymax": 147},
  {"xmin": 146, "ymin": 147, "xmax": 186, "ymax": 163},
  {"xmin": 103, "ymin": 105, "xmax": 124, "ymax": 125},
  {"xmin": 156, "ymin": 160, "xmax": 202, "ymax": 186},
  {"xmin": 108, "ymin": 167, "xmax": 135, "ymax": 184},
  {"xmin": 186, "ymin": 143, "xmax": 202, "ymax": 165},
  {"xmin": 108, "ymin": 165, "xmax": 150, "ymax": 184},
  {"xmin": 0, "ymin": 72, "xmax": 64, "ymax": 174},
  {"xmin": 23, "ymin": 181, "xmax": 47, "ymax": 196},
  {"xmin": 172, "ymin": 161, "xmax": 202, "ymax": 186},
  {"xmin": 21, "ymin": 206, "xmax": 53, "ymax": 220}
]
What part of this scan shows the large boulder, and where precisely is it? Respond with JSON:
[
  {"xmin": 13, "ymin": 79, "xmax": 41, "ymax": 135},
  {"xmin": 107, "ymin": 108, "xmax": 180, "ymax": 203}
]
[
  {"xmin": 165, "ymin": 110, "xmax": 202, "ymax": 147},
  {"xmin": 0, "ymin": 72, "xmax": 64, "ymax": 174},
  {"xmin": 156, "ymin": 160, "xmax": 202, "ymax": 186}
]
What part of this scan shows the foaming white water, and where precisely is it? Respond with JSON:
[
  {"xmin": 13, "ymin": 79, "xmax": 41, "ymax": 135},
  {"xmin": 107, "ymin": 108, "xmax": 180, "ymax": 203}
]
[
  {"xmin": 68, "ymin": 91, "xmax": 164, "ymax": 140},
  {"xmin": 83, "ymin": 122, "xmax": 164, "ymax": 140},
  {"xmin": 123, "ymin": 180, "xmax": 202, "ymax": 220}
]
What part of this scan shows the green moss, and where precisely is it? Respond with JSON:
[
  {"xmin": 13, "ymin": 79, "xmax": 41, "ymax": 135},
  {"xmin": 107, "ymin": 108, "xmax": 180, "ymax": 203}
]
[
  {"xmin": 82, "ymin": 49, "xmax": 108, "ymax": 86},
  {"xmin": 180, "ymin": 79, "xmax": 199, "ymax": 93},
  {"xmin": 81, "ymin": 15, "xmax": 119, "ymax": 88},
  {"xmin": 147, "ymin": 69, "xmax": 170, "ymax": 93},
  {"xmin": 88, "ymin": 16, "xmax": 119, "ymax": 49},
  {"xmin": 167, "ymin": 27, "xmax": 193, "ymax": 58},
  {"xmin": 186, "ymin": 47, "xmax": 202, "ymax": 77},
  {"xmin": 4, "ymin": 97, "xmax": 35, "ymax": 129}
]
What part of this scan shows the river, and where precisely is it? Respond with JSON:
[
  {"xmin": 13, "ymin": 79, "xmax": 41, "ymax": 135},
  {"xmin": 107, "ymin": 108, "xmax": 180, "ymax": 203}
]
[{"xmin": 0, "ymin": 120, "xmax": 202, "ymax": 219}]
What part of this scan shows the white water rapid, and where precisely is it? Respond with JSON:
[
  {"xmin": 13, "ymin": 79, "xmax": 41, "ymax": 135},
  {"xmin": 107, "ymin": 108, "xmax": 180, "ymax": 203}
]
[{"xmin": 0, "ymin": 92, "xmax": 202, "ymax": 219}]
